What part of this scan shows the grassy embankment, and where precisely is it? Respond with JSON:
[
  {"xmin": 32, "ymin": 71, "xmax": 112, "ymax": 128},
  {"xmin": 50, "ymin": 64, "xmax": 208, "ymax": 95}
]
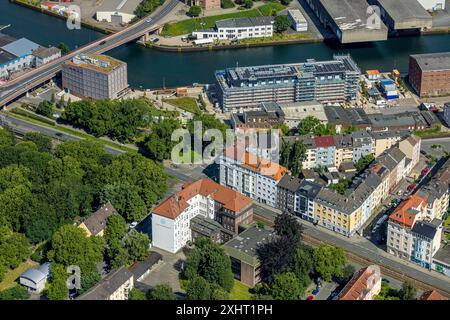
[{"xmin": 161, "ymin": 2, "xmax": 286, "ymax": 37}]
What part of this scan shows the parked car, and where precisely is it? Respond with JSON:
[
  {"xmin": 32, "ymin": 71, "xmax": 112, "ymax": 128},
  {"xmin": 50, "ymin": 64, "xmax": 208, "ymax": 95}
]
[
  {"xmin": 306, "ymin": 295, "xmax": 314, "ymax": 300},
  {"xmin": 130, "ymin": 222, "xmax": 138, "ymax": 229}
]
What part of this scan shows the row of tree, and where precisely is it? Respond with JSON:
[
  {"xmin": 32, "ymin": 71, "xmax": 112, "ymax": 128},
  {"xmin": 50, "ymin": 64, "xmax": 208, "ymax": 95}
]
[
  {"xmin": 254, "ymin": 213, "xmax": 353, "ymax": 299},
  {"xmin": 0, "ymin": 128, "xmax": 167, "ymax": 282},
  {"xmin": 61, "ymin": 98, "xmax": 155, "ymax": 142}
]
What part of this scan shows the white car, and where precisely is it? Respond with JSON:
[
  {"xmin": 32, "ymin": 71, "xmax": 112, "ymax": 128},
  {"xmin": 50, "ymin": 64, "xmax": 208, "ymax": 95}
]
[
  {"xmin": 130, "ymin": 222, "xmax": 138, "ymax": 229},
  {"xmin": 146, "ymin": 18, "xmax": 152, "ymax": 23}
]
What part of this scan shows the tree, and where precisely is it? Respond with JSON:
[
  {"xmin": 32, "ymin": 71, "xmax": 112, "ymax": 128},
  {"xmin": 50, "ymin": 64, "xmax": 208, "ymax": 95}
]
[
  {"xmin": 338, "ymin": 264, "xmax": 356, "ymax": 285},
  {"xmin": 36, "ymin": 101, "xmax": 54, "ymax": 118},
  {"xmin": 57, "ymin": 42, "xmax": 70, "ymax": 55},
  {"xmin": 280, "ymin": 0, "xmax": 292, "ymax": 4},
  {"xmin": 124, "ymin": 230, "xmax": 150, "ymax": 262},
  {"xmin": 298, "ymin": 116, "xmax": 335, "ymax": 136},
  {"xmin": 183, "ymin": 238, "xmax": 234, "ymax": 292},
  {"xmin": 105, "ymin": 215, "xmax": 127, "ymax": 245},
  {"xmin": 129, "ymin": 288, "xmax": 147, "ymax": 300},
  {"xmin": 149, "ymin": 284, "xmax": 176, "ymax": 300},
  {"xmin": 274, "ymin": 15, "xmax": 291, "ymax": 33},
  {"xmin": 258, "ymin": 213, "xmax": 304, "ymax": 283},
  {"xmin": 329, "ymin": 178, "xmax": 351, "ymax": 195},
  {"xmin": 271, "ymin": 272, "xmax": 304, "ymax": 300},
  {"xmin": 280, "ymin": 140, "xmax": 307, "ymax": 177},
  {"xmin": 399, "ymin": 282, "xmax": 417, "ymax": 300},
  {"xmin": 210, "ymin": 283, "xmax": 230, "ymax": 300},
  {"xmin": 355, "ymin": 154, "xmax": 375, "ymax": 172},
  {"xmin": 313, "ymin": 244, "xmax": 346, "ymax": 282},
  {"xmin": 274, "ymin": 213, "xmax": 303, "ymax": 245},
  {"xmin": 0, "ymin": 285, "xmax": 30, "ymax": 300},
  {"xmin": 23, "ymin": 132, "xmax": 53, "ymax": 153},
  {"xmin": 45, "ymin": 263, "xmax": 69, "ymax": 300},
  {"xmin": 243, "ymin": 0, "xmax": 253, "ymax": 8},
  {"xmin": 47, "ymin": 225, "xmax": 105, "ymax": 291},
  {"xmin": 144, "ymin": 118, "xmax": 181, "ymax": 161},
  {"xmin": 189, "ymin": 5, "xmax": 202, "ymax": 17},
  {"xmin": 0, "ymin": 128, "xmax": 14, "ymax": 147},
  {"xmin": 186, "ymin": 276, "xmax": 211, "ymax": 300}
]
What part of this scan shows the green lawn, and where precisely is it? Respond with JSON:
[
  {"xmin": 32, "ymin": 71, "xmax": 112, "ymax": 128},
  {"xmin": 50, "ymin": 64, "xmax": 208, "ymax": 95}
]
[
  {"xmin": 161, "ymin": 2, "xmax": 286, "ymax": 37},
  {"xmin": 239, "ymin": 32, "xmax": 313, "ymax": 44},
  {"xmin": 444, "ymin": 214, "xmax": 450, "ymax": 227},
  {"xmin": 0, "ymin": 260, "xmax": 38, "ymax": 291},
  {"xmin": 163, "ymin": 97, "xmax": 201, "ymax": 115},
  {"xmin": 230, "ymin": 280, "xmax": 252, "ymax": 300}
]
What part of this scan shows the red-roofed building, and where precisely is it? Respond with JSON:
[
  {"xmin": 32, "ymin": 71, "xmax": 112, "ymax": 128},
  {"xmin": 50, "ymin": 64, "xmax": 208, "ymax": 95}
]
[
  {"xmin": 337, "ymin": 265, "xmax": 381, "ymax": 300},
  {"xmin": 152, "ymin": 178, "xmax": 253, "ymax": 253},
  {"xmin": 314, "ymin": 136, "xmax": 335, "ymax": 148},
  {"xmin": 419, "ymin": 290, "xmax": 447, "ymax": 300},
  {"xmin": 219, "ymin": 146, "xmax": 288, "ymax": 207}
]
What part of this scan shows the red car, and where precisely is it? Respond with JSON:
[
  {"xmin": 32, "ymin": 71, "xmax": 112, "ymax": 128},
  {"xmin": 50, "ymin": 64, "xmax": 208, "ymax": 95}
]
[
  {"xmin": 306, "ymin": 295, "xmax": 314, "ymax": 300},
  {"xmin": 422, "ymin": 167, "xmax": 429, "ymax": 175}
]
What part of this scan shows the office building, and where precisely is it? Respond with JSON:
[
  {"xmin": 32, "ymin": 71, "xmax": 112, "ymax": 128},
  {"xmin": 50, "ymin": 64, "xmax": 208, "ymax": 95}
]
[
  {"xmin": 152, "ymin": 178, "xmax": 253, "ymax": 253},
  {"xmin": 409, "ymin": 52, "xmax": 450, "ymax": 97},
  {"xmin": 223, "ymin": 227, "xmax": 276, "ymax": 287},
  {"xmin": 62, "ymin": 54, "xmax": 128, "ymax": 100},
  {"xmin": 193, "ymin": 17, "xmax": 274, "ymax": 41},
  {"xmin": 215, "ymin": 55, "xmax": 360, "ymax": 112}
]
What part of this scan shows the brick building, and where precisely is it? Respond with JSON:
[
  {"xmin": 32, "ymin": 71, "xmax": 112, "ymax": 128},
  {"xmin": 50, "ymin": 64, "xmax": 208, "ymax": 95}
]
[{"xmin": 409, "ymin": 52, "xmax": 450, "ymax": 97}]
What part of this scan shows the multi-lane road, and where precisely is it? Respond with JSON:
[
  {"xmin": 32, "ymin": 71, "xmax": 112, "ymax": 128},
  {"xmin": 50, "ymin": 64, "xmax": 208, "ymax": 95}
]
[{"xmin": 0, "ymin": 0, "xmax": 180, "ymax": 107}]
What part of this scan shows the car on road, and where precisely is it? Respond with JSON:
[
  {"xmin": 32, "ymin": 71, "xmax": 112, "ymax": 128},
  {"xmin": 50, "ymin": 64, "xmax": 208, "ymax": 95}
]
[
  {"xmin": 99, "ymin": 40, "xmax": 106, "ymax": 45},
  {"xmin": 130, "ymin": 222, "xmax": 138, "ymax": 229},
  {"xmin": 55, "ymin": 132, "xmax": 63, "ymax": 137},
  {"xmin": 146, "ymin": 18, "xmax": 152, "ymax": 23},
  {"xmin": 306, "ymin": 295, "xmax": 314, "ymax": 300}
]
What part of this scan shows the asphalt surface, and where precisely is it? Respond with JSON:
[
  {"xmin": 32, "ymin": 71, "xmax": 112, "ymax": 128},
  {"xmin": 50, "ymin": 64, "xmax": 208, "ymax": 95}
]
[{"xmin": 0, "ymin": 0, "xmax": 180, "ymax": 107}]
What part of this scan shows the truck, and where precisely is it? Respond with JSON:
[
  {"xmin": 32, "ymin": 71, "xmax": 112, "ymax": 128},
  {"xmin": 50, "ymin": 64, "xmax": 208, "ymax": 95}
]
[{"xmin": 193, "ymin": 38, "xmax": 214, "ymax": 46}]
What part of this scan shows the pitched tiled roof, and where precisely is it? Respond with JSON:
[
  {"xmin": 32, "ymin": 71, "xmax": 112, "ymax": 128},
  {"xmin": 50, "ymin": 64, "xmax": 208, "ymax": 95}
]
[
  {"xmin": 82, "ymin": 202, "xmax": 117, "ymax": 235},
  {"xmin": 152, "ymin": 178, "xmax": 253, "ymax": 220},
  {"xmin": 338, "ymin": 265, "xmax": 381, "ymax": 300},
  {"xmin": 314, "ymin": 136, "xmax": 335, "ymax": 148},
  {"xmin": 77, "ymin": 267, "xmax": 133, "ymax": 300},
  {"xmin": 223, "ymin": 146, "xmax": 288, "ymax": 181},
  {"xmin": 389, "ymin": 193, "xmax": 426, "ymax": 228},
  {"xmin": 420, "ymin": 290, "xmax": 447, "ymax": 300}
]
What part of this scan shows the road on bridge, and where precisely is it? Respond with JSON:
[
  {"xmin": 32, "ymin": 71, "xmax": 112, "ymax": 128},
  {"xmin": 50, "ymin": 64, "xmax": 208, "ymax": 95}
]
[{"xmin": 0, "ymin": 0, "xmax": 180, "ymax": 107}]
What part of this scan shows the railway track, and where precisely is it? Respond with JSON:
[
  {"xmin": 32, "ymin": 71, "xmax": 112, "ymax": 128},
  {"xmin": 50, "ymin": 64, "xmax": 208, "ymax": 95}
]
[{"xmin": 254, "ymin": 213, "xmax": 450, "ymax": 298}]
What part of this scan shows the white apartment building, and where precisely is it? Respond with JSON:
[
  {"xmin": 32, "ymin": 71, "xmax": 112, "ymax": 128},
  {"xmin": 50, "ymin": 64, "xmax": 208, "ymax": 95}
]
[
  {"xmin": 152, "ymin": 178, "xmax": 253, "ymax": 253},
  {"xmin": 193, "ymin": 17, "xmax": 274, "ymax": 41},
  {"xmin": 219, "ymin": 147, "xmax": 288, "ymax": 207},
  {"xmin": 287, "ymin": 9, "xmax": 308, "ymax": 32},
  {"xmin": 387, "ymin": 157, "xmax": 450, "ymax": 269}
]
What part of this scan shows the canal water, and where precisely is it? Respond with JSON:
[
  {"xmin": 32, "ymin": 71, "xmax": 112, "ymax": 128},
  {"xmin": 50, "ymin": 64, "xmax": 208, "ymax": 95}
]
[{"xmin": 2, "ymin": 0, "xmax": 450, "ymax": 89}]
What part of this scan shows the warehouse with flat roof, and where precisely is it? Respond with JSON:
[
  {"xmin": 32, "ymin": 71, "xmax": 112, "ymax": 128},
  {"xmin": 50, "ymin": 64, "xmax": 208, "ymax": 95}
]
[
  {"xmin": 369, "ymin": 0, "xmax": 432, "ymax": 30},
  {"xmin": 304, "ymin": 0, "xmax": 388, "ymax": 43}
]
